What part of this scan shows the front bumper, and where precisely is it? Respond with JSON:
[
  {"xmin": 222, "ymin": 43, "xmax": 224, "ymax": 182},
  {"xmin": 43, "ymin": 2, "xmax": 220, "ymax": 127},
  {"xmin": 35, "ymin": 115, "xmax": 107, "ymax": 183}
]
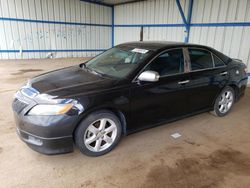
[
  {"xmin": 13, "ymin": 111, "xmax": 79, "ymax": 155},
  {"xmin": 16, "ymin": 127, "xmax": 73, "ymax": 155},
  {"xmin": 12, "ymin": 91, "xmax": 80, "ymax": 155}
]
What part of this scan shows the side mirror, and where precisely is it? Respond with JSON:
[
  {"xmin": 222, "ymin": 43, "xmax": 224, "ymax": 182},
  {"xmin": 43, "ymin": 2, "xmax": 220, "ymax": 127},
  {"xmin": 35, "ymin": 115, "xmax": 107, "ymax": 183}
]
[{"xmin": 138, "ymin": 71, "xmax": 160, "ymax": 82}]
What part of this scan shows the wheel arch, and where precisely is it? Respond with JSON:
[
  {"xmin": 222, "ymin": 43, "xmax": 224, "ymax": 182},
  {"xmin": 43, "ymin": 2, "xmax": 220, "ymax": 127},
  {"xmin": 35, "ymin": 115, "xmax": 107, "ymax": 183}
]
[
  {"xmin": 212, "ymin": 84, "xmax": 238, "ymax": 108},
  {"xmin": 213, "ymin": 83, "xmax": 239, "ymax": 106},
  {"xmin": 73, "ymin": 107, "xmax": 128, "ymax": 139},
  {"xmin": 228, "ymin": 84, "xmax": 240, "ymax": 102},
  {"xmin": 101, "ymin": 107, "xmax": 127, "ymax": 135}
]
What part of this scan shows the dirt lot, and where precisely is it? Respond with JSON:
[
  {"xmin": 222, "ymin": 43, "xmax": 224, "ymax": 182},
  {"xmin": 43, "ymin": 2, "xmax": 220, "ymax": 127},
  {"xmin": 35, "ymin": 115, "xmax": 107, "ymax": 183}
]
[{"xmin": 0, "ymin": 58, "xmax": 250, "ymax": 188}]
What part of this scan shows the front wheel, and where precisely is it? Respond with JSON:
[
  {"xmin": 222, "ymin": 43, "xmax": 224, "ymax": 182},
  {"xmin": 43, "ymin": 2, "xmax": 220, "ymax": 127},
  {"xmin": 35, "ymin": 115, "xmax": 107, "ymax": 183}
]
[
  {"xmin": 75, "ymin": 110, "xmax": 122, "ymax": 156},
  {"xmin": 212, "ymin": 86, "xmax": 235, "ymax": 117}
]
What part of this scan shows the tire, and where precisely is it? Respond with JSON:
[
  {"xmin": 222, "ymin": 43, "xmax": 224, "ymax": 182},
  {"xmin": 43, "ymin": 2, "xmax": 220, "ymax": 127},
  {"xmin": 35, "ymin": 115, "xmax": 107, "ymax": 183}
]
[
  {"xmin": 75, "ymin": 110, "xmax": 122, "ymax": 157},
  {"xmin": 212, "ymin": 86, "xmax": 235, "ymax": 117}
]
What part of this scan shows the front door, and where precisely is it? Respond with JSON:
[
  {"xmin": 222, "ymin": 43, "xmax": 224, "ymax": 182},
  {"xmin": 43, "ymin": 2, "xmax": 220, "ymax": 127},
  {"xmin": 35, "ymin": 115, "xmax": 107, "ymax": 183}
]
[{"xmin": 129, "ymin": 48, "xmax": 191, "ymax": 132}]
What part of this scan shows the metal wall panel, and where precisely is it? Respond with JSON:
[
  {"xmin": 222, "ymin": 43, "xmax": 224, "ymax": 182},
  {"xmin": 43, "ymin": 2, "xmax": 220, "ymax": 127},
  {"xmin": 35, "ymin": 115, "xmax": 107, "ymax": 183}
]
[
  {"xmin": 1, "ymin": 0, "xmax": 250, "ymax": 73},
  {"xmin": 114, "ymin": 27, "xmax": 141, "ymax": 44},
  {"xmin": 189, "ymin": 0, "xmax": 250, "ymax": 75},
  {"xmin": 115, "ymin": 0, "xmax": 189, "ymax": 24},
  {"xmin": 114, "ymin": 0, "xmax": 250, "ymax": 80},
  {"xmin": 114, "ymin": 26, "xmax": 185, "ymax": 44},
  {"xmin": 144, "ymin": 27, "xmax": 186, "ymax": 42},
  {"xmin": 191, "ymin": 0, "xmax": 250, "ymax": 23},
  {"xmin": 114, "ymin": 0, "xmax": 189, "ymax": 45},
  {"xmin": 0, "ymin": 0, "xmax": 112, "ymax": 59}
]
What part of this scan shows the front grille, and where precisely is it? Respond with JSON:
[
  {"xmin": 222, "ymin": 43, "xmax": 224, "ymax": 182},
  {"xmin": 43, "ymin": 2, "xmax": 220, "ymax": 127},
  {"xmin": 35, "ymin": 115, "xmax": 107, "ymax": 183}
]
[{"xmin": 12, "ymin": 98, "xmax": 28, "ymax": 113}]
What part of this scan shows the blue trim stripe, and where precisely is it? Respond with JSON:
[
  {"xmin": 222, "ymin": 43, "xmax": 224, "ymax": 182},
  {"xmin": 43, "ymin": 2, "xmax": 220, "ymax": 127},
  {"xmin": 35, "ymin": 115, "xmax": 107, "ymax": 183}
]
[
  {"xmin": 114, "ymin": 24, "xmax": 185, "ymax": 27},
  {"xmin": 191, "ymin": 22, "xmax": 250, "ymax": 27},
  {"xmin": 114, "ymin": 22, "xmax": 250, "ymax": 28},
  {"xmin": 248, "ymin": 73, "xmax": 250, "ymax": 77},
  {"xmin": 0, "ymin": 17, "xmax": 112, "ymax": 27},
  {"xmin": 1, "ymin": 17, "xmax": 250, "ymax": 28},
  {"xmin": 0, "ymin": 49, "xmax": 107, "ymax": 53}
]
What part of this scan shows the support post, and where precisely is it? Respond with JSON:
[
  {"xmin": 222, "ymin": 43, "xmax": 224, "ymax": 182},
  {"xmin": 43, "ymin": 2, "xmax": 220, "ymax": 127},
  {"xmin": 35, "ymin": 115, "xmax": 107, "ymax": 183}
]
[
  {"xmin": 176, "ymin": 0, "xmax": 188, "ymax": 29},
  {"xmin": 176, "ymin": 0, "xmax": 193, "ymax": 43},
  {"xmin": 111, "ymin": 6, "xmax": 115, "ymax": 47},
  {"xmin": 186, "ymin": 0, "xmax": 193, "ymax": 43}
]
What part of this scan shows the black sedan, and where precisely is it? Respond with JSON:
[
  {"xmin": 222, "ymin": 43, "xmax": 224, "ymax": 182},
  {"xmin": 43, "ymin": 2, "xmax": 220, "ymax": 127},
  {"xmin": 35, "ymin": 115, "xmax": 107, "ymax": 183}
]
[{"xmin": 12, "ymin": 42, "xmax": 248, "ymax": 156}]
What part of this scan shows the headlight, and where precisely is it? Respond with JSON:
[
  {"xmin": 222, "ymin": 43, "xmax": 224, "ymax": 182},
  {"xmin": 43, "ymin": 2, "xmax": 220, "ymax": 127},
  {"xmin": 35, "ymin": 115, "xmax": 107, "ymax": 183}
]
[{"xmin": 28, "ymin": 104, "xmax": 73, "ymax": 115}]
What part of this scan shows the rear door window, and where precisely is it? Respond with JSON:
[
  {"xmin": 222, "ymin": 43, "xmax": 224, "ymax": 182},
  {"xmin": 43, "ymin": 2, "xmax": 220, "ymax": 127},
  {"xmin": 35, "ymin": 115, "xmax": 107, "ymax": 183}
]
[{"xmin": 188, "ymin": 49, "xmax": 214, "ymax": 71}]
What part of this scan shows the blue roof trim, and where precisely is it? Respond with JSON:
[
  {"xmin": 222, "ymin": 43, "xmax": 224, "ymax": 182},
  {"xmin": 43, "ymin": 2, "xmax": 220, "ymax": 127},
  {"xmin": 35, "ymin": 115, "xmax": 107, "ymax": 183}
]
[
  {"xmin": 114, "ymin": 23, "xmax": 185, "ymax": 27},
  {"xmin": 191, "ymin": 22, "xmax": 250, "ymax": 27},
  {"xmin": 1, "ymin": 19, "xmax": 249, "ymax": 29},
  {"xmin": 0, "ymin": 17, "xmax": 112, "ymax": 27},
  {"xmin": 80, "ymin": 0, "xmax": 113, "ymax": 7},
  {"xmin": 0, "ymin": 49, "xmax": 107, "ymax": 53},
  {"xmin": 113, "ymin": 22, "xmax": 250, "ymax": 28}
]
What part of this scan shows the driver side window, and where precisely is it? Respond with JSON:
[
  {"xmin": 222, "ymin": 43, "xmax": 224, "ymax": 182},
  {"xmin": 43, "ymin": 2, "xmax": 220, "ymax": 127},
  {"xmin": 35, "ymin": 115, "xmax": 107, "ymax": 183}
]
[{"xmin": 145, "ymin": 49, "xmax": 184, "ymax": 76}]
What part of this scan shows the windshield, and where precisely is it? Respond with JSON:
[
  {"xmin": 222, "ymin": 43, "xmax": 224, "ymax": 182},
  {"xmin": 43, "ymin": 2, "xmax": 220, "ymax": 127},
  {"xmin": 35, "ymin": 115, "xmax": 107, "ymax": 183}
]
[{"xmin": 85, "ymin": 47, "xmax": 153, "ymax": 78}]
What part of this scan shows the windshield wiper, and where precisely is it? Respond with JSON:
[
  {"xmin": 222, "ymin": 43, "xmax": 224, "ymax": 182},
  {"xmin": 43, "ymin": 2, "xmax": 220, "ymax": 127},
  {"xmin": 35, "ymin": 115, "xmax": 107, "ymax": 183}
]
[
  {"xmin": 90, "ymin": 69, "xmax": 102, "ymax": 76},
  {"xmin": 82, "ymin": 64, "xmax": 103, "ymax": 76},
  {"xmin": 81, "ymin": 64, "xmax": 113, "ymax": 78}
]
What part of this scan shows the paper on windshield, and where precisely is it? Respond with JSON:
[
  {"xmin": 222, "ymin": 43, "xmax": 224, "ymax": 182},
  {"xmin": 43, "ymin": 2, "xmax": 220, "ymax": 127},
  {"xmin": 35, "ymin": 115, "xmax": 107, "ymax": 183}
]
[{"xmin": 132, "ymin": 48, "xmax": 149, "ymax": 54}]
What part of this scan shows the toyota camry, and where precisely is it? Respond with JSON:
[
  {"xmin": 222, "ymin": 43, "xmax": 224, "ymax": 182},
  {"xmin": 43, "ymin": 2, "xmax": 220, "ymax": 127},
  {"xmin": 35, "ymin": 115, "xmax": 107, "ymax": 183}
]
[{"xmin": 12, "ymin": 41, "xmax": 248, "ymax": 156}]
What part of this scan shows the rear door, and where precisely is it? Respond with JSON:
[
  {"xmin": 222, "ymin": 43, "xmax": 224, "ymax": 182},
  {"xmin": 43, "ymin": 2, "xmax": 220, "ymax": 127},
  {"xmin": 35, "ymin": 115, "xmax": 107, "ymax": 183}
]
[{"xmin": 186, "ymin": 48, "xmax": 229, "ymax": 112}]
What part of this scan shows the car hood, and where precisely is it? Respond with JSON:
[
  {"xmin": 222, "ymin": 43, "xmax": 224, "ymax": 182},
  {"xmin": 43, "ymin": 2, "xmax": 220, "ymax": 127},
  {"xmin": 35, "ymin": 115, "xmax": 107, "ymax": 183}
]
[{"xmin": 29, "ymin": 65, "xmax": 117, "ymax": 98}]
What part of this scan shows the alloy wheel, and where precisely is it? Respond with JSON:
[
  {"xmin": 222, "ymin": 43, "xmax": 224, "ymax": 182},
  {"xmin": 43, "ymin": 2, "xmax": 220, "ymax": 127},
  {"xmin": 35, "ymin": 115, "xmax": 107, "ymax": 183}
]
[
  {"xmin": 84, "ymin": 118, "xmax": 117, "ymax": 152},
  {"xmin": 218, "ymin": 90, "xmax": 234, "ymax": 114}
]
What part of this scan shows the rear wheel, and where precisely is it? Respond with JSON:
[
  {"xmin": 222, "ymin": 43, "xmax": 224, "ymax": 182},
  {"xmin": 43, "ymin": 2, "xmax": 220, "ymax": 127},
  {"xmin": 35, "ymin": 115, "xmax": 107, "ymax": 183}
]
[
  {"xmin": 212, "ymin": 86, "xmax": 235, "ymax": 117},
  {"xmin": 75, "ymin": 110, "xmax": 122, "ymax": 156}
]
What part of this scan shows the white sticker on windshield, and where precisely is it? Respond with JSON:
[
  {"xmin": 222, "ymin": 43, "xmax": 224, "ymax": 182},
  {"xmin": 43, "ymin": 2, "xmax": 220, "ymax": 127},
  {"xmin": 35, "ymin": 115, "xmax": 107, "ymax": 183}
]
[{"xmin": 132, "ymin": 48, "xmax": 149, "ymax": 54}]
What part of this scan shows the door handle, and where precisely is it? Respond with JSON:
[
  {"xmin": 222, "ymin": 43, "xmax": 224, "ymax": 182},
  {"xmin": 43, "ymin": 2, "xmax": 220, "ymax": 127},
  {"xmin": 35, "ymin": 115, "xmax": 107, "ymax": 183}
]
[
  {"xmin": 178, "ymin": 80, "xmax": 190, "ymax": 85},
  {"xmin": 220, "ymin": 71, "xmax": 228, "ymax": 76}
]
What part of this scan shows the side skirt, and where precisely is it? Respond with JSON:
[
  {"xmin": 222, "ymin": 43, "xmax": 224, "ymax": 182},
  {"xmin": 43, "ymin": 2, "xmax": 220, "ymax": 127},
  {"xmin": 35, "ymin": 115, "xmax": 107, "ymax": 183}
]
[{"xmin": 126, "ymin": 108, "xmax": 211, "ymax": 135}]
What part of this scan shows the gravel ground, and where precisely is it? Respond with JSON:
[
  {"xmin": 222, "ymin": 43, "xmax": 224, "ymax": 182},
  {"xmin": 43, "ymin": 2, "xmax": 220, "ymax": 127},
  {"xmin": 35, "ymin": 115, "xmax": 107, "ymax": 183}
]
[{"xmin": 0, "ymin": 58, "xmax": 250, "ymax": 188}]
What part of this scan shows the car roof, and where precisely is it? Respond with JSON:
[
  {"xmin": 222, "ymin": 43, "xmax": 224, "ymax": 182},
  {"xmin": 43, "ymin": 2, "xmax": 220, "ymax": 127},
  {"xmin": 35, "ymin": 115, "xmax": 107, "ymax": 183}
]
[
  {"xmin": 117, "ymin": 41, "xmax": 208, "ymax": 51},
  {"xmin": 116, "ymin": 41, "xmax": 231, "ymax": 63}
]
